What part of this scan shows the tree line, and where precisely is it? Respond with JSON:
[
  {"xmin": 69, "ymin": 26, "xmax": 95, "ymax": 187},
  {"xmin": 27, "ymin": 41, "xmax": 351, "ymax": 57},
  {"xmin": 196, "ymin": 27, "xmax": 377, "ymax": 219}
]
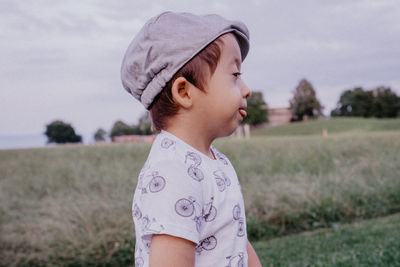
[
  {"xmin": 44, "ymin": 113, "xmax": 152, "ymax": 144},
  {"xmin": 288, "ymin": 79, "xmax": 399, "ymax": 121},
  {"xmin": 44, "ymin": 79, "xmax": 400, "ymax": 144},
  {"xmin": 331, "ymin": 86, "xmax": 400, "ymax": 118},
  {"xmin": 96, "ymin": 112, "xmax": 152, "ymax": 142}
]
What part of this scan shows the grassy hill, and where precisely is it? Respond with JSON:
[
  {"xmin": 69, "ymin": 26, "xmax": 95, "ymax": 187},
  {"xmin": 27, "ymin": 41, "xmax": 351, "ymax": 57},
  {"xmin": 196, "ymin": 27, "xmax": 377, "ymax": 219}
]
[
  {"xmin": 0, "ymin": 118, "xmax": 399, "ymax": 265},
  {"xmin": 252, "ymin": 117, "xmax": 400, "ymax": 136}
]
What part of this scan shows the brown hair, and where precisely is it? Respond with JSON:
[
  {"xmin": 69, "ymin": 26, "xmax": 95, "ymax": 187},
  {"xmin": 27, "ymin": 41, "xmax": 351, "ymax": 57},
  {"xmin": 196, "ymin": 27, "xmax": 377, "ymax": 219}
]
[{"xmin": 149, "ymin": 37, "xmax": 224, "ymax": 133}]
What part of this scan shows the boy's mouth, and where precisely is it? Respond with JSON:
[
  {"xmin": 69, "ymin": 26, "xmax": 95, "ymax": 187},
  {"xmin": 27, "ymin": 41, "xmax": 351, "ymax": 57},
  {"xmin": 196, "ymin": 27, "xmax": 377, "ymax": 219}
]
[{"xmin": 239, "ymin": 108, "xmax": 247, "ymax": 118}]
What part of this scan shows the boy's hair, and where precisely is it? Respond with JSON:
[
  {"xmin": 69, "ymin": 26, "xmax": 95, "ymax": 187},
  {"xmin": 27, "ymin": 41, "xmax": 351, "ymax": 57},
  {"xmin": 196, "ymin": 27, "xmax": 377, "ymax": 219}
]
[{"xmin": 149, "ymin": 37, "xmax": 224, "ymax": 132}]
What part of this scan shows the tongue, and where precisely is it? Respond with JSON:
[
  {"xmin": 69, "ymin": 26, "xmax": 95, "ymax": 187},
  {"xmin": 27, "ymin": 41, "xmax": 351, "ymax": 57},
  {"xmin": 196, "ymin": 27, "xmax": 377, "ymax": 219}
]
[{"xmin": 239, "ymin": 109, "xmax": 247, "ymax": 118}]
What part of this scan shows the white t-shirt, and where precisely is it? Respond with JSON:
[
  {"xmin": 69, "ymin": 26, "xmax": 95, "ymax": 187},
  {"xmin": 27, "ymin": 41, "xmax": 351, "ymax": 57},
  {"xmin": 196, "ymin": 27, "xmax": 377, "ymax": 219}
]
[{"xmin": 132, "ymin": 130, "xmax": 248, "ymax": 267}]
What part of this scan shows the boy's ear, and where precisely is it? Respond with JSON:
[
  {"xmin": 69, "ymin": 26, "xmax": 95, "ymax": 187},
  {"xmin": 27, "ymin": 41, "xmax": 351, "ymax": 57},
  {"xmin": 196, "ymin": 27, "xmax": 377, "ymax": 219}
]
[{"xmin": 171, "ymin": 77, "xmax": 194, "ymax": 109}]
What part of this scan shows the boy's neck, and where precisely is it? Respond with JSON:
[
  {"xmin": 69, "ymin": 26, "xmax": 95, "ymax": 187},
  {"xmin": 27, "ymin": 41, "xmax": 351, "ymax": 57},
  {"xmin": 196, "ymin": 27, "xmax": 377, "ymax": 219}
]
[{"xmin": 164, "ymin": 125, "xmax": 216, "ymax": 160}]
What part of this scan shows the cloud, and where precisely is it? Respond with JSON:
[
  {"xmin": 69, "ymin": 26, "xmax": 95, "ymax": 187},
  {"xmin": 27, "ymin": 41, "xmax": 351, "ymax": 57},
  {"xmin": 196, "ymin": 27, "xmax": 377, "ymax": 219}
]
[{"xmin": 1, "ymin": 0, "xmax": 399, "ymax": 139}]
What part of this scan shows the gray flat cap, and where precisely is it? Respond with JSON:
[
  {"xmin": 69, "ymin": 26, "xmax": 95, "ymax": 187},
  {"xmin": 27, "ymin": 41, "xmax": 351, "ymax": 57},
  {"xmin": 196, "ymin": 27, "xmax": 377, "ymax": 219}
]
[{"xmin": 121, "ymin": 11, "xmax": 250, "ymax": 109}]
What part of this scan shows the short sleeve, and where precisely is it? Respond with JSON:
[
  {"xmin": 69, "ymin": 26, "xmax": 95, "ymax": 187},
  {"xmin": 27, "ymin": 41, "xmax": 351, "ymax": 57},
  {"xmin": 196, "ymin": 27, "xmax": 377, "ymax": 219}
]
[{"xmin": 133, "ymin": 159, "xmax": 205, "ymax": 245}]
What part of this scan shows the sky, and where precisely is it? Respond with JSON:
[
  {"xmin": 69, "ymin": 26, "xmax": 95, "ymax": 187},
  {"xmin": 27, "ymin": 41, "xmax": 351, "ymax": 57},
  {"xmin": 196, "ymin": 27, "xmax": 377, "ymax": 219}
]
[{"xmin": 1, "ymin": 0, "xmax": 399, "ymax": 147}]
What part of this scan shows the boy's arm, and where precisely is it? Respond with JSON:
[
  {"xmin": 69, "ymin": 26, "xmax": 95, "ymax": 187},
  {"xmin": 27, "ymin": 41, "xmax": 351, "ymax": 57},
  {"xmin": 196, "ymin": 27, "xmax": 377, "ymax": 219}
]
[
  {"xmin": 149, "ymin": 234, "xmax": 195, "ymax": 267},
  {"xmin": 247, "ymin": 239, "xmax": 262, "ymax": 267}
]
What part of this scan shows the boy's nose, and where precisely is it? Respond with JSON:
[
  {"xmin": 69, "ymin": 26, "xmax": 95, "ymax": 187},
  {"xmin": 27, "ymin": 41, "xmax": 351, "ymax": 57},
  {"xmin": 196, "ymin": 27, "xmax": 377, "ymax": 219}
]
[{"xmin": 241, "ymin": 80, "xmax": 251, "ymax": 99}]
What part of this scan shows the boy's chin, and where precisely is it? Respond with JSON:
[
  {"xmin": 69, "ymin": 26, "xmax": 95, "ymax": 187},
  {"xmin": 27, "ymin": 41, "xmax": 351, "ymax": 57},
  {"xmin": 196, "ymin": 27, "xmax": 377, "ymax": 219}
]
[{"xmin": 217, "ymin": 124, "xmax": 240, "ymax": 138}]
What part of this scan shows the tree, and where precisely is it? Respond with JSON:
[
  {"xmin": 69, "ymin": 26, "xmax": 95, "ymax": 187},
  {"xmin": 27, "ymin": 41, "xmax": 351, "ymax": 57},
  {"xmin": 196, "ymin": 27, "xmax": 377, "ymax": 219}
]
[
  {"xmin": 331, "ymin": 89, "xmax": 358, "ymax": 117},
  {"xmin": 330, "ymin": 86, "xmax": 399, "ymax": 118},
  {"xmin": 44, "ymin": 120, "xmax": 82, "ymax": 144},
  {"xmin": 110, "ymin": 120, "xmax": 134, "ymax": 139},
  {"xmin": 339, "ymin": 87, "xmax": 374, "ymax": 117},
  {"xmin": 289, "ymin": 79, "xmax": 324, "ymax": 121},
  {"xmin": 109, "ymin": 115, "xmax": 153, "ymax": 140},
  {"xmin": 242, "ymin": 91, "xmax": 268, "ymax": 125},
  {"xmin": 136, "ymin": 112, "xmax": 152, "ymax": 135},
  {"xmin": 371, "ymin": 86, "xmax": 400, "ymax": 118},
  {"xmin": 331, "ymin": 87, "xmax": 374, "ymax": 117},
  {"xmin": 94, "ymin": 128, "xmax": 107, "ymax": 142}
]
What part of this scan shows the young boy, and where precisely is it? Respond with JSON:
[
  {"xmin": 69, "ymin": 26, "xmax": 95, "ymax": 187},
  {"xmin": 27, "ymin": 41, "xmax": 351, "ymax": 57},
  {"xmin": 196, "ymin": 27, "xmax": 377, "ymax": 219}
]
[{"xmin": 121, "ymin": 11, "xmax": 262, "ymax": 267}]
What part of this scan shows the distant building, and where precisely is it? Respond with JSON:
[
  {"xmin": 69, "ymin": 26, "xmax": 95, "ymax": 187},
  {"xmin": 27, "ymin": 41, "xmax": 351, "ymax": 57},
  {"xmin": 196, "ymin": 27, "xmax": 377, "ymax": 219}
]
[
  {"xmin": 267, "ymin": 107, "xmax": 292, "ymax": 126},
  {"xmin": 112, "ymin": 135, "xmax": 155, "ymax": 143}
]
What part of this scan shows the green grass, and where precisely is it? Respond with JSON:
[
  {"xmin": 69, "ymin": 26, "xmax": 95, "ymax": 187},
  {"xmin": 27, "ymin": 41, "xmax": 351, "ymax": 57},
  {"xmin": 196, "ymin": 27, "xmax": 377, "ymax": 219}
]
[
  {"xmin": 252, "ymin": 117, "xmax": 400, "ymax": 137},
  {"xmin": 0, "ymin": 118, "xmax": 399, "ymax": 265},
  {"xmin": 255, "ymin": 213, "xmax": 400, "ymax": 266},
  {"xmin": 217, "ymin": 130, "xmax": 400, "ymax": 238}
]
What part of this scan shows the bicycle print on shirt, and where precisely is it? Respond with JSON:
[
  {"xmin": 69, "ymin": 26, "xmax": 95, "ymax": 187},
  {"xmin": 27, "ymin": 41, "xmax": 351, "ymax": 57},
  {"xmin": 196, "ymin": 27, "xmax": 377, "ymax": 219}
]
[
  {"xmin": 196, "ymin": 235, "xmax": 218, "ymax": 254},
  {"xmin": 232, "ymin": 204, "xmax": 245, "ymax": 237},
  {"xmin": 185, "ymin": 151, "xmax": 205, "ymax": 182},
  {"xmin": 213, "ymin": 170, "xmax": 231, "ymax": 192},
  {"xmin": 174, "ymin": 196, "xmax": 217, "ymax": 232}
]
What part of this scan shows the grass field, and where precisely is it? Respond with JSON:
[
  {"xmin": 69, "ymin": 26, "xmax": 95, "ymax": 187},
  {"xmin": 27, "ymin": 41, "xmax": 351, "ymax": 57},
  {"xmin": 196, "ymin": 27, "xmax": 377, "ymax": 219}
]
[
  {"xmin": 255, "ymin": 213, "xmax": 400, "ymax": 266},
  {"xmin": 0, "ymin": 117, "xmax": 399, "ymax": 266},
  {"xmin": 252, "ymin": 117, "xmax": 400, "ymax": 137}
]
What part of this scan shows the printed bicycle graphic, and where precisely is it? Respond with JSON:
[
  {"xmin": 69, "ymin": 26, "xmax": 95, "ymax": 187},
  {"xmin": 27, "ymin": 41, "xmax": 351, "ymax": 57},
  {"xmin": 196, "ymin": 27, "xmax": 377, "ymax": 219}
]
[
  {"xmin": 140, "ymin": 171, "xmax": 166, "ymax": 194},
  {"xmin": 185, "ymin": 152, "xmax": 204, "ymax": 181},
  {"xmin": 142, "ymin": 238, "xmax": 151, "ymax": 251},
  {"xmin": 132, "ymin": 203, "xmax": 142, "ymax": 220},
  {"xmin": 161, "ymin": 137, "xmax": 175, "ymax": 149},
  {"xmin": 232, "ymin": 204, "xmax": 245, "ymax": 237},
  {"xmin": 134, "ymin": 247, "xmax": 144, "ymax": 267},
  {"xmin": 137, "ymin": 162, "xmax": 150, "ymax": 192},
  {"xmin": 195, "ymin": 235, "xmax": 217, "ymax": 254},
  {"xmin": 140, "ymin": 215, "xmax": 165, "ymax": 234},
  {"xmin": 135, "ymin": 256, "xmax": 144, "ymax": 267},
  {"xmin": 175, "ymin": 196, "xmax": 217, "ymax": 232},
  {"xmin": 213, "ymin": 170, "xmax": 231, "ymax": 192},
  {"xmin": 225, "ymin": 252, "xmax": 244, "ymax": 267},
  {"xmin": 233, "ymin": 204, "xmax": 241, "ymax": 220},
  {"xmin": 237, "ymin": 218, "xmax": 245, "ymax": 237},
  {"xmin": 214, "ymin": 150, "xmax": 228, "ymax": 165}
]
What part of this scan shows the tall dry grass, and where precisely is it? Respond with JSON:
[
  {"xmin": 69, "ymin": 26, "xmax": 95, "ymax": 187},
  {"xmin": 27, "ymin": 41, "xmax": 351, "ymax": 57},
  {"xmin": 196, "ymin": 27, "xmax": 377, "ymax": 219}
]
[
  {"xmin": 0, "ymin": 143, "xmax": 149, "ymax": 266},
  {"xmin": 0, "ymin": 129, "xmax": 399, "ymax": 265}
]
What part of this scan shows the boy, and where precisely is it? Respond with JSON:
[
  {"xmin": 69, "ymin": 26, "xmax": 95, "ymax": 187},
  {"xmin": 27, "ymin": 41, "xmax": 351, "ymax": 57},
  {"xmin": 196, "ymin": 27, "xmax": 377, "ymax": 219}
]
[{"xmin": 121, "ymin": 11, "xmax": 262, "ymax": 267}]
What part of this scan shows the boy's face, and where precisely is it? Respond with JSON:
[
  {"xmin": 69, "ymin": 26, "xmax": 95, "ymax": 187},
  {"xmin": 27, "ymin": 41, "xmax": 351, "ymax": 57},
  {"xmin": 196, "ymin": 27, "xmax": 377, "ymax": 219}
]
[{"xmin": 196, "ymin": 33, "xmax": 251, "ymax": 137}]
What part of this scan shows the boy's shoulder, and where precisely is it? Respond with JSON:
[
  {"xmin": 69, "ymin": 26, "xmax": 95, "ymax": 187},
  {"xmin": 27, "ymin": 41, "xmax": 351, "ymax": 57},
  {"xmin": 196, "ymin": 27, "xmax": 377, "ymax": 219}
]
[
  {"xmin": 146, "ymin": 131, "xmax": 183, "ymax": 163},
  {"xmin": 140, "ymin": 131, "xmax": 189, "ymax": 175}
]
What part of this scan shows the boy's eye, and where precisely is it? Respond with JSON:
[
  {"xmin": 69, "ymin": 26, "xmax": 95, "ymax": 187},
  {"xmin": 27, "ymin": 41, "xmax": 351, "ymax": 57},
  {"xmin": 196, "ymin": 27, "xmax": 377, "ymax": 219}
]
[{"xmin": 233, "ymin": 72, "xmax": 242, "ymax": 77}]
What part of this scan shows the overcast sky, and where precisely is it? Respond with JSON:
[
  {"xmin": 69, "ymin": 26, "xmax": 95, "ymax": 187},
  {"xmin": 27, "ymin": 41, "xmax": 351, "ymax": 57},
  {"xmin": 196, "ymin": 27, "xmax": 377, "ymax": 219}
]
[{"xmin": 1, "ymin": 0, "xmax": 399, "ymax": 144}]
